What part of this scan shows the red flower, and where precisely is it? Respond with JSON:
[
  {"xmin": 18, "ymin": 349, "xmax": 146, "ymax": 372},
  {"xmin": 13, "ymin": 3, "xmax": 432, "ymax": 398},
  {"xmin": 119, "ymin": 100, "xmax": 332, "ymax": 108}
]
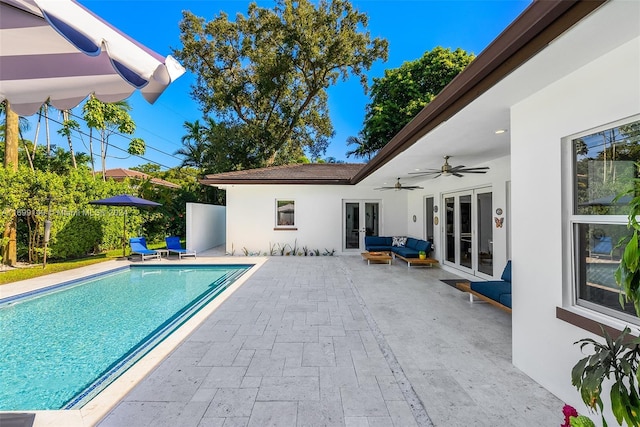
[{"xmin": 561, "ymin": 404, "xmax": 578, "ymax": 427}]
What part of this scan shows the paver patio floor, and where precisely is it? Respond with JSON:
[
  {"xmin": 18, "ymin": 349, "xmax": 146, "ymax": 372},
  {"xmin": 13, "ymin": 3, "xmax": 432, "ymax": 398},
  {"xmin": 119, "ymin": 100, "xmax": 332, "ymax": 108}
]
[{"xmin": 98, "ymin": 255, "xmax": 561, "ymax": 426}]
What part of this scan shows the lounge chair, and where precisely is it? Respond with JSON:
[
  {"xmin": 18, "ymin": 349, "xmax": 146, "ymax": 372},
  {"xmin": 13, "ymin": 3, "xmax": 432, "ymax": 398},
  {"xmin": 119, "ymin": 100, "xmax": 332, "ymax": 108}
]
[
  {"xmin": 129, "ymin": 237, "xmax": 161, "ymax": 261},
  {"xmin": 165, "ymin": 236, "xmax": 197, "ymax": 259},
  {"xmin": 591, "ymin": 236, "xmax": 613, "ymax": 259}
]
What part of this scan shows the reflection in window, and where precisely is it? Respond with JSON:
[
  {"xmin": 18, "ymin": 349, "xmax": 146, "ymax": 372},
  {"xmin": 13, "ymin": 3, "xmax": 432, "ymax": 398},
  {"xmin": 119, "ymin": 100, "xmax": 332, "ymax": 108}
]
[
  {"xmin": 575, "ymin": 121, "xmax": 639, "ymax": 215},
  {"xmin": 571, "ymin": 119, "xmax": 640, "ymax": 322},
  {"xmin": 276, "ymin": 200, "xmax": 295, "ymax": 227}
]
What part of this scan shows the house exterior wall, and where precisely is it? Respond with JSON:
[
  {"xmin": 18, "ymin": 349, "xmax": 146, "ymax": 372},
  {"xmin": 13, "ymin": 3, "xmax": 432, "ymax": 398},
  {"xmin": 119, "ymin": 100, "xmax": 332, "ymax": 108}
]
[
  {"xmin": 406, "ymin": 155, "xmax": 511, "ymax": 280},
  {"xmin": 224, "ymin": 184, "xmax": 409, "ymax": 255},
  {"xmin": 223, "ymin": 155, "xmax": 511, "ymax": 275},
  {"xmin": 510, "ymin": 36, "xmax": 640, "ymax": 418},
  {"xmin": 186, "ymin": 203, "xmax": 226, "ymax": 252}
]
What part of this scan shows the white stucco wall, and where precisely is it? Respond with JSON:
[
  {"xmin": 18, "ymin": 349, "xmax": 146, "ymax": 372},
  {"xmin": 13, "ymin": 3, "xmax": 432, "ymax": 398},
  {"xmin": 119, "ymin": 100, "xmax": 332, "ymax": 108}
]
[
  {"xmin": 186, "ymin": 203, "xmax": 226, "ymax": 252},
  {"xmin": 224, "ymin": 184, "xmax": 409, "ymax": 255},
  {"xmin": 511, "ymin": 35, "xmax": 640, "ymax": 418}
]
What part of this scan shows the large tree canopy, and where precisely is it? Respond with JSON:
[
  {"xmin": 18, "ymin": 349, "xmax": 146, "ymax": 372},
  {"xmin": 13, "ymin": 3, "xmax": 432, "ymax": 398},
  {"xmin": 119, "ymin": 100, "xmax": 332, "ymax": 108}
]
[
  {"xmin": 361, "ymin": 47, "xmax": 475, "ymax": 154},
  {"xmin": 174, "ymin": 0, "xmax": 388, "ymax": 167}
]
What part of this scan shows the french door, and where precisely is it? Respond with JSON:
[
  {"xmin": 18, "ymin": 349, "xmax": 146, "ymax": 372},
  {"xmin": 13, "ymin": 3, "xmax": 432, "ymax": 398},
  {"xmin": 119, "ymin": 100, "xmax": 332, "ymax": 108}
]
[
  {"xmin": 443, "ymin": 188, "xmax": 493, "ymax": 277},
  {"xmin": 343, "ymin": 200, "xmax": 380, "ymax": 251}
]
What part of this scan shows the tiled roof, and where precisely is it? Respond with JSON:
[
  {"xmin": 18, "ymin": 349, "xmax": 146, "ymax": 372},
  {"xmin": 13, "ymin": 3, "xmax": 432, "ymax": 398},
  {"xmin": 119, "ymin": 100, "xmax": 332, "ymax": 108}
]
[
  {"xmin": 200, "ymin": 163, "xmax": 366, "ymax": 185},
  {"xmin": 103, "ymin": 168, "xmax": 180, "ymax": 189}
]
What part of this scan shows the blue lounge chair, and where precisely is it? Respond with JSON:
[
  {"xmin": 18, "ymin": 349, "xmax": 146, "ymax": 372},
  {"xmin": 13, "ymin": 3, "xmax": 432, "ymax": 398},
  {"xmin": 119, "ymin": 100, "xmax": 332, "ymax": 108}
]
[
  {"xmin": 165, "ymin": 236, "xmax": 196, "ymax": 259},
  {"xmin": 591, "ymin": 236, "xmax": 613, "ymax": 259},
  {"xmin": 129, "ymin": 237, "xmax": 161, "ymax": 261}
]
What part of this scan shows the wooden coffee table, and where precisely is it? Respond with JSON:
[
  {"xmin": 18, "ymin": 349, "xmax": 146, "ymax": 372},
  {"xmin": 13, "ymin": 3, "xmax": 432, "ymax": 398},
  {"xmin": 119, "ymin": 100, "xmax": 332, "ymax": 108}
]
[
  {"xmin": 361, "ymin": 251, "xmax": 392, "ymax": 265},
  {"xmin": 394, "ymin": 254, "xmax": 439, "ymax": 268}
]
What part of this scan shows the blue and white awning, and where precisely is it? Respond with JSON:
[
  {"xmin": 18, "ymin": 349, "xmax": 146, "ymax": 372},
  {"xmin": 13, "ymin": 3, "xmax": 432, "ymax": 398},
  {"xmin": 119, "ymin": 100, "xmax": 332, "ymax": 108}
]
[{"xmin": 0, "ymin": 0, "xmax": 185, "ymax": 115}]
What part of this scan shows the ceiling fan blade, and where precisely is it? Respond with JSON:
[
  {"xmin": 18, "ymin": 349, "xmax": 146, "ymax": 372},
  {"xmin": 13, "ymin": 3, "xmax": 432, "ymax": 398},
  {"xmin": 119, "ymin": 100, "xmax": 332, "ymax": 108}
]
[
  {"xmin": 452, "ymin": 173, "xmax": 464, "ymax": 177},
  {"xmin": 459, "ymin": 168, "xmax": 489, "ymax": 173},
  {"xmin": 449, "ymin": 165, "xmax": 466, "ymax": 171},
  {"xmin": 408, "ymin": 169, "xmax": 440, "ymax": 176}
]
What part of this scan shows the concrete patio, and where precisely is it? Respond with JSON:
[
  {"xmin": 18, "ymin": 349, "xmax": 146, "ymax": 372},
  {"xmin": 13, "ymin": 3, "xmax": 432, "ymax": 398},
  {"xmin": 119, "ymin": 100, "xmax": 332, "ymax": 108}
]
[{"xmin": 97, "ymin": 254, "xmax": 562, "ymax": 426}]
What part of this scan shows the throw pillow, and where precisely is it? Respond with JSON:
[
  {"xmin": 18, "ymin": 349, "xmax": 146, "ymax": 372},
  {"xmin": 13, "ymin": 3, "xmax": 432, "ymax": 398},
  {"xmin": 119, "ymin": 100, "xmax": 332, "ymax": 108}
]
[{"xmin": 392, "ymin": 236, "xmax": 407, "ymax": 247}]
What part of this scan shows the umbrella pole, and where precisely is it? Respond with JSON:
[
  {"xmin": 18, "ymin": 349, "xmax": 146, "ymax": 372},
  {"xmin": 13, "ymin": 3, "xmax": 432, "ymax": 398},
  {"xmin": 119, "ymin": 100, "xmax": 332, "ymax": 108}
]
[{"xmin": 122, "ymin": 208, "xmax": 127, "ymax": 257}]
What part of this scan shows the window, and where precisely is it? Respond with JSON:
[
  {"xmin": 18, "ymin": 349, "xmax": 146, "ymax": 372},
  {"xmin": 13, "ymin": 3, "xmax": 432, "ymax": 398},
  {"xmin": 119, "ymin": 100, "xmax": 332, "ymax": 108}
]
[
  {"xmin": 276, "ymin": 200, "xmax": 295, "ymax": 228},
  {"xmin": 569, "ymin": 117, "xmax": 639, "ymax": 323}
]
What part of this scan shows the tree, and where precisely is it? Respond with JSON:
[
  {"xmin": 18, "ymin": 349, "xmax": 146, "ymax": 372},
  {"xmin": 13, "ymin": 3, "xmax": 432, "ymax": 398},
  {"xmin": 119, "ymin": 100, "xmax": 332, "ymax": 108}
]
[
  {"xmin": 174, "ymin": 0, "xmax": 388, "ymax": 167},
  {"xmin": 345, "ymin": 132, "xmax": 374, "ymax": 161},
  {"xmin": 2, "ymin": 101, "xmax": 21, "ymax": 265},
  {"xmin": 58, "ymin": 111, "xmax": 80, "ymax": 169},
  {"xmin": 176, "ymin": 118, "xmax": 263, "ymax": 173},
  {"xmin": 362, "ymin": 47, "xmax": 475, "ymax": 153},
  {"xmin": 82, "ymin": 96, "xmax": 143, "ymax": 179},
  {"xmin": 176, "ymin": 120, "xmax": 209, "ymax": 172}
]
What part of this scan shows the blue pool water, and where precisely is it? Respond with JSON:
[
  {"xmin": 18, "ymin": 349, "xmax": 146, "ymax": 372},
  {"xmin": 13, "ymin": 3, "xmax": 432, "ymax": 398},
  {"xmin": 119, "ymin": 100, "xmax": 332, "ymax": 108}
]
[{"xmin": 0, "ymin": 264, "xmax": 251, "ymax": 411}]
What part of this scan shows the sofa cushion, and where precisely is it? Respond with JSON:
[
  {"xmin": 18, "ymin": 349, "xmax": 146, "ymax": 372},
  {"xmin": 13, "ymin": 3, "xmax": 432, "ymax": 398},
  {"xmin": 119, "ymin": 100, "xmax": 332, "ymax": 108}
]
[
  {"xmin": 365, "ymin": 236, "xmax": 392, "ymax": 247},
  {"xmin": 470, "ymin": 280, "xmax": 511, "ymax": 303},
  {"xmin": 405, "ymin": 237, "xmax": 418, "ymax": 250},
  {"xmin": 413, "ymin": 239, "xmax": 430, "ymax": 253},
  {"xmin": 392, "ymin": 247, "xmax": 420, "ymax": 258},
  {"xmin": 499, "ymin": 293, "xmax": 512, "ymax": 309},
  {"xmin": 367, "ymin": 245, "xmax": 392, "ymax": 252},
  {"xmin": 501, "ymin": 261, "xmax": 512, "ymax": 283},
  {"xmin": 392, "ymin": 236, "xmax": 407, "ymax": 247}
]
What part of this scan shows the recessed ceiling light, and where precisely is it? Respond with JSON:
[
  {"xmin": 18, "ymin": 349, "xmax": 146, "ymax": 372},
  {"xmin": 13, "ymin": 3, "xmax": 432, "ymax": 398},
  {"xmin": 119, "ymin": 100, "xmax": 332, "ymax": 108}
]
[
  {"xmin": 414, "ymin": 168, "xmax": 420, "ymax": 171},
  {"xmin": 495, "ymin": 129, "xmax": 507, "ymax": 134}
]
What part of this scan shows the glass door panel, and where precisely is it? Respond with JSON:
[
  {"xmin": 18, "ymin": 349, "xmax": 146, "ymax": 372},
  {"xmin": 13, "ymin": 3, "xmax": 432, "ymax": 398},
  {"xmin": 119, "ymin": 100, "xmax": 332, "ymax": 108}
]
[
  {"xmin": 344, "ymin": 201, "xmax": 380, "ymax": 251},
  {"xmin": 445, "ymin": 196, "xmax": 455, "ymax": 263},
  {"xmin": 477, "ymin": 191, "xmax": 493, "ymax": 275},
  {"xmin": 459, "ymin": 195, "xmax": 472, "ymax": 269},
  {"xmin": 344, "ymin": 202, "xmax": 360, "ymax": 249},
  {"xmin": 443, "ymin": 189, "xmax": 492, "ymax": 277},
  {"xmin": 425, "ymin": 197, "xmax": 435, "ymax": 246},
  {"xmin": 364, "ymin": 203, "xmax": 379, "ymax": 237}
]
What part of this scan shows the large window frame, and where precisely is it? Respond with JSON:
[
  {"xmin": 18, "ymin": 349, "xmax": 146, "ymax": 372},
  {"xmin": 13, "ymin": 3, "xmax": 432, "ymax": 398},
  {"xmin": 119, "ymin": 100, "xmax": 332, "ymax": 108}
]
[{"xmin": 564, "ymin": 115, "xmax": 640, "ymax": 327}]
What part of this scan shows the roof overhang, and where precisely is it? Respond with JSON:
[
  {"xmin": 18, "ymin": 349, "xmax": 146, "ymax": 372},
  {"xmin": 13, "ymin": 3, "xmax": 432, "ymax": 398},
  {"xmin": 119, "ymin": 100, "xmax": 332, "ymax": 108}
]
[
  {"xmin": 200, "ymin": 163, "xmax": 365, "ymax": 187},
  {"xmin": 353, "ymin": 0, "xmax": 611, "ymax": 186}
]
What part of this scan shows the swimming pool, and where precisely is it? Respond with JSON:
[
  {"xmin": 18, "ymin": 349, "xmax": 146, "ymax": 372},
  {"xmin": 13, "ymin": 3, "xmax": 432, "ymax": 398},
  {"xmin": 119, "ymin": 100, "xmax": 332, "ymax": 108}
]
[{"xmin": 0, "ymin": 264, "xmax": 251, "ymax": 411}]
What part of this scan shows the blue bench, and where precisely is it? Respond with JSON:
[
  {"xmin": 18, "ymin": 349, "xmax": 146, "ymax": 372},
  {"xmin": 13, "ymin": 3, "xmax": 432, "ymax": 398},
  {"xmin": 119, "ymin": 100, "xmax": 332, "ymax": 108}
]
[{"xmin": 457, "ymin": 261, "xmax": 512, "ymax": 313}]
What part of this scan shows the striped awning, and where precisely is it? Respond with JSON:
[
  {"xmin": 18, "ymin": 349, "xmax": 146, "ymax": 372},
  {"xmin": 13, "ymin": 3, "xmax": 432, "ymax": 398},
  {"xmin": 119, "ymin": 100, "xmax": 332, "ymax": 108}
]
[{"xmin": 0, "ymin": 0, "xmax": 185, "ymax": 116}]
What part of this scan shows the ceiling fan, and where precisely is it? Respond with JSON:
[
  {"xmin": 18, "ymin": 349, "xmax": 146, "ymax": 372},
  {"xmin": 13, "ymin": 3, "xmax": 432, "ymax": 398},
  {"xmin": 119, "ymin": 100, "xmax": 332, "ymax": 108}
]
[
  {"xmin": 409, "ymin": 155, "xmax": 489, "ymax": 178},
  {"xmin": 375, "ymin": 178, "xmax": 424, "ymax": 191}
]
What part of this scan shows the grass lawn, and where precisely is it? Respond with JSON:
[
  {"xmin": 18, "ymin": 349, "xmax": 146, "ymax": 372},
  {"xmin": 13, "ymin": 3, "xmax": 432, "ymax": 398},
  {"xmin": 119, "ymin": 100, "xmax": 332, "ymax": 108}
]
[{"xmin": 0, "ymin": 242, "xmax": 168, "ymax": 286}]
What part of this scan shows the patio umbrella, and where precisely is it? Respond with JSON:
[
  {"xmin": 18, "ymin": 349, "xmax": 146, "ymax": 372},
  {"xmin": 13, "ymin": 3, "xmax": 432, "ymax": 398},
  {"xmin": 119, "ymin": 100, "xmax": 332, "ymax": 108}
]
[
  {"xmin": 89, "ymin": 194, "xmax": 161, "ymax": 257},
  {"xmin": 0, "ymin": 0, "xmax": 185, "ymax": 115}
]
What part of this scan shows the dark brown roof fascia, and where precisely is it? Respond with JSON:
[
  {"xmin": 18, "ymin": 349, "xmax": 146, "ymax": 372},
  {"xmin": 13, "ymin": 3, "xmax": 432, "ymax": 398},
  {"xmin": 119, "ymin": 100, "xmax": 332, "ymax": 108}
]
[{"xmin": 350, "ymin": 0, "xmax": 606, "ymax": 184}]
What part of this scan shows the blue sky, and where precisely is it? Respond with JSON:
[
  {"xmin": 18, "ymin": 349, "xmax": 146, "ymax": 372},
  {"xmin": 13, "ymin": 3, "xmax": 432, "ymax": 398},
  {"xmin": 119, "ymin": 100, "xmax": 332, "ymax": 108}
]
[{"xmin": 30, "ymin": 0, "xmax": 531, "ymax": 170}]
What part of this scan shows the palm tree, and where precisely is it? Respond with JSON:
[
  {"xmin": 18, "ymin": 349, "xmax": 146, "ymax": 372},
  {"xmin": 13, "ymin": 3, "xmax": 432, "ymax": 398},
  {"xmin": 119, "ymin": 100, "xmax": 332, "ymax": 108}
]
[
  {"xmin": 1, "ymin": 100, "xmax": 21, "ymax": 265},
  {"xmin": 176, "ymin": 120, "xmax": 209, "ymax": 171},
  {"xmin": 345, "ymin": 133, "xmax": 375, "ymax": 161}
]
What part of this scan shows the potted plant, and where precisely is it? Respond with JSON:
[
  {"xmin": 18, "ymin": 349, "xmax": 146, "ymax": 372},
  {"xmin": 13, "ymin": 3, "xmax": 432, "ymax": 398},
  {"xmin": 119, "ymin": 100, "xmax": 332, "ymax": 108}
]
[
  {"xmin": 418, "ymin": 250, "xmax": 427, "ymax": 260},
  {"xmin": 570, "ymin": 175, "xmax": 640, "ymax": 427}
]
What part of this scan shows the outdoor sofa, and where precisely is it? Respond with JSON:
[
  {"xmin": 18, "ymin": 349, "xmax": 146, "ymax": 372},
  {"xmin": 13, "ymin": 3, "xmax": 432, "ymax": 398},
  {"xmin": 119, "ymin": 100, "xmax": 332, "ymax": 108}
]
[
  {"xmin": 457, "ymin": 261, "xmax": 512, "ymax": 314},
  {"xmin": 364, "ymin": 236, "xmax": 433, "ymax": 265}
]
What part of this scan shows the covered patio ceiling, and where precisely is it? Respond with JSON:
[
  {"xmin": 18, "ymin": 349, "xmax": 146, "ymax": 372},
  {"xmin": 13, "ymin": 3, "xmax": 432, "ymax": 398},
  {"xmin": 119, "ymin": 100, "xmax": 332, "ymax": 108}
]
[{"xmin": 358, "ymin": 0, "xmax": 636, "ymax": 189}]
